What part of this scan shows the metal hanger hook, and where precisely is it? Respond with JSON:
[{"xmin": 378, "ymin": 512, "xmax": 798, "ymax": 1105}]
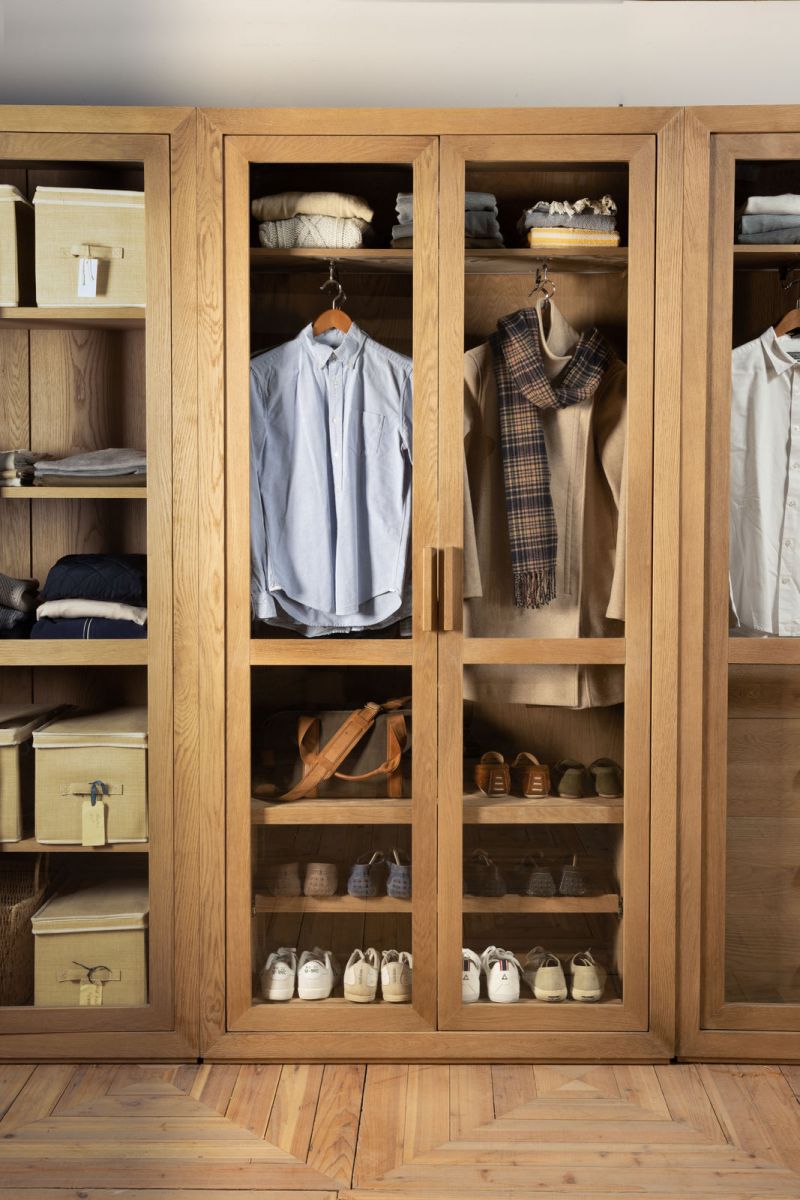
[
  {"xmin": 528, "ymin": 261, "xmax": 556, "ymax": 303},
  {"xmin": 320, "ymin": 260, "xmax": 347, "ymax": 310}
]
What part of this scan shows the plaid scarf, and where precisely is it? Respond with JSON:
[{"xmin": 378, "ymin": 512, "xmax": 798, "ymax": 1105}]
[{"xmin": 491, "ymin": 308, "xmax": 612, "ymax": 608}]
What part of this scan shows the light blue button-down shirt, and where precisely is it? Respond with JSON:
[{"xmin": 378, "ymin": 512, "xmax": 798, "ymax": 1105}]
[{"xmin": 250, "ymin": 322, "xmax": 413, "ymax": 635}]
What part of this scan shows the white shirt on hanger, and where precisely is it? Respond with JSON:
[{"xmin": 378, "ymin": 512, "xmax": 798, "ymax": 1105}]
[{"xmin": 730, "ymin": 327, "xmax": 800, "ymax": 636}]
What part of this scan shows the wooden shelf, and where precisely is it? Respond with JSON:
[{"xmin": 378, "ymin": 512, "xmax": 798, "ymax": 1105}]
[
  {"xmin": 1, "ymin": 838, "xmax": 148, "ymax": 854},
  {"xmin": 252, "ymin": 797, "xmax": 411, "ymax": 825},
  {"xmin": 733, "ymin": 245, "xmax": 800, "ymax": 269},
  {"xmin": 728, "ymin": 637, "xmax": 800, "ymax": 664},
  {"xmin": 248, "ymin": 246, "xmax": 628, "ymax": 276},
  {"xmin": 463, "ymin": 794, "xmax": 624, "ymax": 824},
  {"xmin": 250, "ymin": 638, "xmax": 412, "ymax": 666},
  {"xmin": 462, "ymin": 637, "xmax": 626, "ymax": 665},
  {"xmin": 253, "ymin": 994, "xmax": 413, "ymax": 1008},
  {"xmin": 0, "ymin": 306, "xmax": 145, "ymax": 329},
  {"xmin": 253, "ymin": 894, "xmax": 412, "ymax": 914},
  {"xmin": 0, "ymin": 641, "xmax": 148, "ymax": 667},
  {"xmin": 465, "ymin": 247, "xmax": 628, "ymax": 274},
  {"xmin": 250, "ymin": 248, "xmax": 412, "ymax": 274},
  {"xmin": 462, "ymin": 893, "xmax": 620, "ymax": 914},
  {"xmin": 0, "ymin": 486, "xmax": 147, "ymax": 500}
]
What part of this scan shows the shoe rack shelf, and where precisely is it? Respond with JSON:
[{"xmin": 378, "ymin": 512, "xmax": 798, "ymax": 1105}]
[
  {"xmin": 462, "ymin": 893, "xmax": 621, "ymax": 914},
  {"xmin": 252, "ymin": 798, "xmax": 412, "ymax": 825},
  {"xmin": 253, "ymin": 894, "xmax": 412, "ymax": 914},
  {"xmin": 462, "ymin": 794, "xmax": 624, "ymax": 824}
]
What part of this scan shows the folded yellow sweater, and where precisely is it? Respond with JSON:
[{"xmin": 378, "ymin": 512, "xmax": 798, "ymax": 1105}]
[{"xmin": 527, "ymin": 228, "xmax": 621, "ymax": 248}]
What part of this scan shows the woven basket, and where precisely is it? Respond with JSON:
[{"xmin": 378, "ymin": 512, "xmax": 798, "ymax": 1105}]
[{"xmin": 0, "ymin": 856, "xmax": 47, "ymax": 1006}]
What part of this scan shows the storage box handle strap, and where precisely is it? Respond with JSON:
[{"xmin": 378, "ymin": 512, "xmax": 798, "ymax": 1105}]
[
  {"xmin": 62, "ymin": 780, "xmax": 121, "ymax": 797},
  {"xmin": 281, "ymin": 696, "xmax": 410, "ymax": 801},
  {"xmin": 62, "ymin": 243, "xmax": 124, "ymax": 260}
]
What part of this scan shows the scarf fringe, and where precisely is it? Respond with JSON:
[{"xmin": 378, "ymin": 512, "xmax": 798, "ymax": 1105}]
[{"xmin": 514, "ymin": 567, "xmax": 556, "ymax": 610}]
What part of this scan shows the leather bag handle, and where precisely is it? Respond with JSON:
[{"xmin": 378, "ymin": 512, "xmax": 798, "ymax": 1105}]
[{"xmin": 279, "ymin": 697, "xmax": 410, "ymax": 802}]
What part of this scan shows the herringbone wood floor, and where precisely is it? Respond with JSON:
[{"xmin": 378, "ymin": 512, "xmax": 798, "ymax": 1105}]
[{"xmin": 0, "ymin": 1062, "xmax": 799, "ymax": 1197}]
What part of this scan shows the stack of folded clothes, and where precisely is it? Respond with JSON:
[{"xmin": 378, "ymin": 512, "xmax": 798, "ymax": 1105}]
[
  {"xmin": 33, "ymin": 447, "xmax": 146, "ymax": 488},
  {"xmin": 518, "ymin": 195, "xmax": 620, "ymax": 248},
  {"xmin": 0, "ymin": 449, "xmax": 50, "ymax": 487},
  {"xmin": 737, "ymin": 194, "xmax": 800, "ymax": 244},
  {"xmin": 31, "ymin": 554, "xmax": 148, "ymax": 640},
  {"xmin": 0, "ymin": 570, "xmax": 39, "ymax": 638},
  {"xmin": 391, "ymin": 191, "xmax": 504, "ymax": 248},
  {"xmin": 252, "ymin": 191, "xmax": 375, "ymax": 249}
]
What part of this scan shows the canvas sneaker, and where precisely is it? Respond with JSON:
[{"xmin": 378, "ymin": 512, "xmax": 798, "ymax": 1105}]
[
  {"xmin": 259, "ymin": 946, "xmax": 297, "ymax": 1001},
  {"xmin": 461, "ymin": 948, "xmax": 482, "ymax": 1004},
  {"xmin": 380, "ymin": 950, "xmax": 413, "ymax": 1003},
  {"xmin": 480, "ymin": 945, "xmax": 522, "ymax": 1004},
  {"xmin": 523, "ymin": 946, "xmax": 567, "ymax": 1002},
  {"xmin": 297, "ymin": 947, "xmax": 340, "ymax": 1000},
  {"xmin": 569, "ymin": 950, "xmax": 606, "ymax": 1002},
  {"xmin": 343, "ymin": 947, "xmax": 380, "ymax": 1002}
]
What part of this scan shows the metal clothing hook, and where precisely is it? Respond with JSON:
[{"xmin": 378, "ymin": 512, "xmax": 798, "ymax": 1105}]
[
  {"xmin": 528, "ymin": 262, "xmax": 556, "ymax": 304},
  {"xmin": 320, "ymin": 260, "xmax": 347, "ymax": 311}
]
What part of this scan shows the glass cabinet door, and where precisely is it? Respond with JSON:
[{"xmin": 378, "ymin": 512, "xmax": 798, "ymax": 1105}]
[
  {"xmin": 223, "ymin": 135, "xmax": 439, "ymax": 1037},
  {"xmin": 685, "ymin": 132, "xmax": 800, "ymax": 1040},
  {"xmin": 438, "ymin": 134, "xmax": 655, "ymax": 1033}
]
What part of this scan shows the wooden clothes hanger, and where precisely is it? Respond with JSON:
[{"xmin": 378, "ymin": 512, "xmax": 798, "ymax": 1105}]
[
  {"xmin": 312, "ymin": 260, "xmax": 353, "ymax": 336},
  {"xmin": 774, "ymin": 270, "xmax": 800, "ymax": 338}
]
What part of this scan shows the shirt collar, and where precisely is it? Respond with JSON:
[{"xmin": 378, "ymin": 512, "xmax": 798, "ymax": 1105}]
[
  {"xmin": 301, "ymin": 321, "xmax": 367, "ymax": 370},
  {"xmin": 761, "ymin": 326, "xmax": 800, "ymax": 376}
]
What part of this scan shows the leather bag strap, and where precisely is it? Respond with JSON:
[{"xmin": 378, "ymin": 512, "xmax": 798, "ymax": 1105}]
[{"xmin": 280, "ymin": 697, "xmax": 410, "ymax": 801}]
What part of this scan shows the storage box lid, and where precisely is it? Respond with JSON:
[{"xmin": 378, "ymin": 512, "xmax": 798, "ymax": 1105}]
[
  {"xmin": 0, "ymin": 703, "xmax": 69, "ymax": 746},
  {"xmin": 0, "ymin": 184, "xmax": 31, "ymax": 207},
  {"xmin": 32, "ymin": 187, "xmax": 144, "ymax": 210},
  {"xmin": 31, "ymin": 880, "xmax": 149, "ymax": 935},
  {"xmin": 32, "ymin": 706, "xmax": 147, "ymax": 750}
]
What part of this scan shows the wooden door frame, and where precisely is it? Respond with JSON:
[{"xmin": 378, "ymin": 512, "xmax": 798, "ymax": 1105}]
[
  {"xmin": 679, "ymin": 107, "xmax": 800, "ymax": 1062},
  {"xmin": 0, "ymin": 107, "xmax": 198, "ymax": 1061},
  {"xmin": 198, "ymin": 107, "xmax": 681, "ymax": 1061}
]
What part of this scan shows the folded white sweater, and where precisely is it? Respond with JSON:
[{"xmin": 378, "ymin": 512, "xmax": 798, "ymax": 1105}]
[{"xmin": 36, "ymin": 599, "xmax": 148, "ymax": 625}]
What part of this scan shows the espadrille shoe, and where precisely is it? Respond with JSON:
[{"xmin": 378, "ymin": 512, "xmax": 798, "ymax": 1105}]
[
  {"xmin": 303, "ymin": 862, "xmax": 338, "ymax": 897},
  {"xmin": 347, "ymin": 851, "xmax": 385, "ymax": 898}
]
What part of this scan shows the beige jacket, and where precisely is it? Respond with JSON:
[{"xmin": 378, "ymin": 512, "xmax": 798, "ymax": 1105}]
[{"xmin": 463, "ymin": 302, "xmax": 627, "ymax": 708}]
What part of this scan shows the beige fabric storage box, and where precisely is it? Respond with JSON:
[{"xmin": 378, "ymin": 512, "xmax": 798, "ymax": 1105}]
[
  {"xmin": 0, "ymin": 184, "xmax": 34, "ymax": 306},
  {"xmin": 0, "ymin": 704, "xmax": 67, "ymax": 843},
  {"xmin": 33, "ymin": 707, "xmax": 148, "ymax": 845},
  {"xmin": 32, "ymin": 879, "xmax": 148, "ymax": 1007},
  {"xmin": 32, "ymin": 187, "xmax": 145, "ymax": 307}
]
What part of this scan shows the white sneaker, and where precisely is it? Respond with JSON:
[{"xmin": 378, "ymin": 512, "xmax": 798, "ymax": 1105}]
[
  {"xmin": 343, "ymin": 948, "xmax": 380, "ymax": 1002},
  {"xmin": 523, "ymin": 946, "xmax": 567, "ymax": 1002},
  {"xmin": 380, "ymin": 950, "xmax": 412, "ymax": 1003},
  {"xmin": 462, "ymin": 948, "xmax": 482, "ymax": 1004},
  {"xmin": 480, "ymin": 945, "xmax": 522, "ymax": 1004},
  {"xmin": 259, "ymin": 946, "xmax": 297, "ymax": 1001},
  {"xmin": 297, "ymin": 947, "xmax": 340, "ymax": 1000},
  {"xmin": 569, "ymin": 950, "xmax": 606, "ymax": 1002}
]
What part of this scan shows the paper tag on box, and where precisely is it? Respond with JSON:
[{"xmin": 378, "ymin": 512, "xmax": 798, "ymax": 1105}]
[
  {"xmin": 77, "ymin": 256, "xmax": 98, "ymax": 297},
  {"xmin": 81, "ymin": 798, "xmax": 107, "ymax": 846},
  {"xmin": 79, "ymin": 981, "xmax": 104, "ymax": 1006}
]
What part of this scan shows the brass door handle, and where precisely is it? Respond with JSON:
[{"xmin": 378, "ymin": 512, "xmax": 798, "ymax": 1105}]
[{"xmin": 441, "ymin": 546, "xmax": 462, "ymax": 632}]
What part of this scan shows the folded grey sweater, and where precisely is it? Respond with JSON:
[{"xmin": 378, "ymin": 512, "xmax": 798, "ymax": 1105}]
[{"xmin": 34, "ymin": 448, "xmax": 146, "ymax": 477}]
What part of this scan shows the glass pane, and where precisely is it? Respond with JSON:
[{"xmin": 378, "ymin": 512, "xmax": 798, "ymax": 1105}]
[
  {"xmin": 251, "ymin": 666, "xmax": 413, "ymax": 1007},
  {"xmin": 248, "ymin": 162, "xmax": 414, "ymax": 642},
  {"xmin": 461, "ymin": 665, "xmax": 624, "ymax": 1009},
  {"xmin": 462, "ymin": 160, "xmax": 629, "ymax": 639},
  {"xmin": 725, "ymin": 666, "xmax": 800, "ymax": 1004},
  {"xmin": 731, "ymin": 158, "xmax": 800, "ymax": 639}
]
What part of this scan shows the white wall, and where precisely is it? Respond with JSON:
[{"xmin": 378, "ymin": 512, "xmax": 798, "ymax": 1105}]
[{"xmin": 1, "ymin": 0, "xmax": 799, "ymax": 108}]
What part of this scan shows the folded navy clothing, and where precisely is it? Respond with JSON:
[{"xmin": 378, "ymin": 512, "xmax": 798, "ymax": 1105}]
[
  {"xmin": 41, "ymin": 554, "xmax": 147, "ymax": 605},
  {"xmin": 31, "ymin": 617, "xmax": 148, "ymax": 640}
]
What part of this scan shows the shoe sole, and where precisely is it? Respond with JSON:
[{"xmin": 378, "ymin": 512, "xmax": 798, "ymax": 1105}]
[
  {"xmin": 488, "ymin": 992, "xmax": 519, "ymax": 1003},
  {"xmin": 382, "ymin": 990, "xmax": 411, "ymax": 1003},
  {"xmin": 534, "ymin": 988, "xmax": 567, "ymax": 1002},
  {"xmin": 572, "ymin": 990, "xmax": 602, "ymax": 1002},
  {"xmin": 344, "ymin": 986, "xmax": 377, "ymax": 1002},
  {"xmin": 298, "ymin": 984, "xmax": 333, "ymax": 1000},
  {"xmin": 262, "ymin": 982, "xmax": 294, "ymax": 1001}
]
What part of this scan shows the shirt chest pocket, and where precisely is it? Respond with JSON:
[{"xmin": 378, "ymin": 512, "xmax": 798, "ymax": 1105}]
[{"xmin": 348, "ymin": 410, "xmax": 389, "ymax": 457}]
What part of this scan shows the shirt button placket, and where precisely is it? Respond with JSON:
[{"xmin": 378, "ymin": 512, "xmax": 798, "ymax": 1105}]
[{"xmin": 783, "ymin": 371, "xmax": 800, "ymax": 634}]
